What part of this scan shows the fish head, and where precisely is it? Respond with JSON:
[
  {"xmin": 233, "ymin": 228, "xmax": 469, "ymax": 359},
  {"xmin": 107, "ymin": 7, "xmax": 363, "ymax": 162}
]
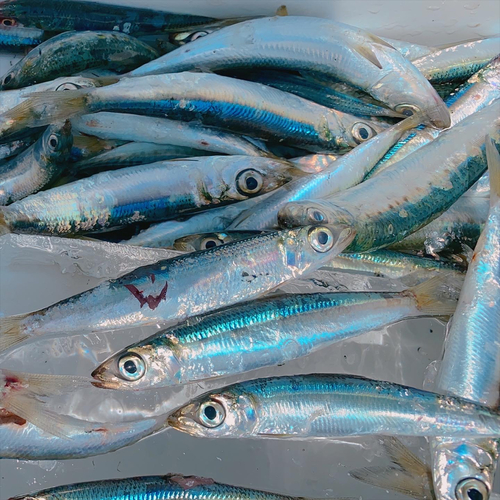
[
  {"xmin": 168, "ymin": 390, "xmax": 258, "ymax": 438},
  {"xmin": 432, "ymin": 437, "xmax": 498, "ymax": 500},
  {"xmin": 174, "ymin": 232, "xmax": 260, "ymax": 251},
  {"xmin": 365, "ymin": 44, "xmax": 451, "ymax": 129},
  {"xmin": 278, "ymin": 199, "xmax": 356, "ymax": 229},
  {"xmin": 223, "ymin": 158, "xmax": 302, "ymax": 201},
  {"xmin": 92, "ymin": 342, "xmax": 182, "ymax": 391},
  {"xmin": 40, "ymin": 120, "xmax": 73, "ymax": 162},
  {"xmin": 333, "ymin": 111, "xmax": 391, "ymax": 149}
]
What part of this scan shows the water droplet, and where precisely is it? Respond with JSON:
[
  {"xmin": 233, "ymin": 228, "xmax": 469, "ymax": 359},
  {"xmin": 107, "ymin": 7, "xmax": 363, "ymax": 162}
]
[{"xmin": 427, "ymin": 5, "xmax": 441, "ymax": 10}]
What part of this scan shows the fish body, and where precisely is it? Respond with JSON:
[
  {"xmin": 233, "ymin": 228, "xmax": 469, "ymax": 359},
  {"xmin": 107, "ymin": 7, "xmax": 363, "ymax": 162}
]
[
  {"xmin": 8, "ymin": 474, "xmax": 325, "ymax": 500},
  {"xmin": 5, "ymin": 72, "xmax": 386, "ymax": 151},
  {"xmin": 92, "ymin": 277, "xmax": 457, "ymax": 390},
  {"xmin": 389, "ymin": 194, "xmax": 489, "ymax": 255},
  {"xmin": 0, "ymin": 156, "xmax": 297, "ymax": 235},
  {"xmin": 168, "ymin": 374, "xmax": 500, "ymax": 439},
  {"xmin": 431, "ymin": 137, "xmax": 500, "ymax": 500},
  {"xmin": 369, "ymin": 54, "xmax": 500, "ymax": 176},
  {"xmin": 0, "ymin": 0, "xmax": 216, "ymax": 34},
  {"xmin": 0, "ymin": 121, "xmax": 72, "ymax": 205},
  {"xmin": 0, "ymin": 136, "xmax": 34, "ymax": 161},
  {"xmin": 1, "ymin": 30, "xmax": 159, "ymax": 90},
  {"xmin": 413, "ymin": 37, "xmax": 500, "ymax": 83},
  {"xmin": 128, "ymin": 17, "xmax": 450, "ymax": 127},
  {"xmin": 0, "ymin": 224, "xmax": 354, "ymax": 350},
  {"xmin": 71, "ymin": 112, "xmax": 270, "ymax": 156},
  {"xmin": 278, "ymin": 101, "xmax": 500, "ymax": 252},
  {"xmin": 0, "ymin": 22, "xmax": 45, "ymax": 46}
]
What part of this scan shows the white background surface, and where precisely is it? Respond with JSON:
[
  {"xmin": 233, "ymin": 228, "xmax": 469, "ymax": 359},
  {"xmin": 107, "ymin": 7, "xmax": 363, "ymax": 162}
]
[{"xmin": 0, "ymin": 1, "xmax": 499, "ymax": 499}]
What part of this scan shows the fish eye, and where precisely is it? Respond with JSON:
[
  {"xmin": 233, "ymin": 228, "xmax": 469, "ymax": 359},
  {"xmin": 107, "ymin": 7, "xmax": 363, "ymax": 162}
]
[
  {"xmin": 395, "ymin": 103, "xmax": 420, "ymax": 117},
  {"xmin": 190, "ymin": 31, "xmax": 209, "ymax": 42},
  {"xmin": 2, "ymin": 18, "xmax": 16, "ymax": 27},
  {"xmin": 201, "ymin": 237, "xmax": 222, "ymax": 250},
  {"xmin": 236, "ymin": 169, "xmax": 264, "ymax": 195},
  {"xmin": 118, "ymin": 353, "xmax": 146, "ymax": 381},
  {"xmin": 198, "ymin": 400, "xmax": 225, "ymax": 428},
  {"xmin": 3, "ymin": 73, "xmax": 13, "ymax": 86},
  {"xmin": 308, "ymin": 226, "xmax": 335, "ymax": 253},
  {"xmin": 456, "ymin": 478, "xmax": 488, "ymax": 500},
  {"xmin": 48, "ymin": 134, "xmax": 59, "ymax": 149},
  {"xmin": 352, "ymin": 122, "xmax": 375, "ymax": 143},
  {"xmin": 55, "ymin": 82, "xmax": 82, "ymax": 91}
]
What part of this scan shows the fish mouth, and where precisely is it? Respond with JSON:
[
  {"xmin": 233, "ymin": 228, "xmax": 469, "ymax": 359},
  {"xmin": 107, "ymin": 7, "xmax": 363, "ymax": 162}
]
[
  {"xmin": 90, "ymin": 366, "xmax": 123, "ymax": 390},
  {"xmin": 426, "ymin": 96, "xmax": 452, "ymax": 129}
]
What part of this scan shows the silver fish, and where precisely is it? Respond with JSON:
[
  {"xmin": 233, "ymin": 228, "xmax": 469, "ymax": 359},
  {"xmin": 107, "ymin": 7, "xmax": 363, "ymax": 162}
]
[
  {"xmin": 431, "ymin": 137, "xmax": 500, "ymax": 500},
  {"xmin": 0, "ymin": 224, "xmax": 354, "ymax": 352},
  {"xmin": 71, "ymin": 112, "xmax": 271, "ymax": 157},
  {"xmin": 0, "ymin": 121, "xmax": 73, "ymax": 205},
  {"xmin": 167, "ymin": 374, "xmax": 500, "ymax": 439},
  {"xmin": 1, "ymin": 73, "xmax": 386, "ymax": 151},
  {"xmin": 92, "ymin": 275, "xmax": 457, "ymax": 391},
  {"xmin": 0, "ymin": 156, "xmax": 298, "ymax": 235},
  {"xmin": 128, "ymin": 16, "xmax": 450, "ymax": 126},
  {"xmin": 278, "ymin": 101, "xmax": 500, "ymax": 252},
  {"xmin": 173, "ymin": 231, "xmax": 262, "ymax": 252}
]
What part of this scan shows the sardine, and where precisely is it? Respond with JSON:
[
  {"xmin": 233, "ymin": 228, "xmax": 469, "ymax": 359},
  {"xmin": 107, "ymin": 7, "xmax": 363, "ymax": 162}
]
[
  {"xmin": 0, "ymin": 136, "xmax": 35, "ymax": 161},
  {"xmin": 0, "ymin": 0, "xmax": 216, "ymax": 34},
  {"xmin": 128, "ymin": 17, "xmax": 450, "ymax": 127},
  {"xmin": 0, "ymin": 21, "xmax": 45, "ymax": 47},
  {"xmin": 7, "ymin": 474, "xmax": 336, "ymax": 500},
  {"xmin": 0, "ymin": 156, "xmax": 298, "ymax": 235},
  {"xmin": 0, "ymin": 30, "xmax": 159, "ymax": 90},
  {"xmin": 71, "ymin": 112, "xmax": 271, "ymax": 156},
  {"xmin": 0, "ymin": 121, "xmax": 72, "ymax": 205},
  {"xmin": 2, "ymin": 73, "xmax": 387, "ymax": 150},
  {"xmin": 0, "ymin": 224, "xmax": 354, "ymax": 351},
  {"xmin": 431, "ymin": 137, "xmax": 500, "ymax": 500},
  {"xmin": 290, "ymin": 154, "xmax": 342, "ymax": 174},
  {"xmin": 173, "ymin": 231, "xmax": 262, "ymax": 252},
  {"xmin": 278, "ymin": 101, "xmax": 500, "ymax": 252},
  {"xmin": 167, "ymin": 374, "xmax": 500, "ymax": 439},
  {"xmin": 92, "ymin": 275, "xmax": 456, "ymax": 390},
  {"xmin": 413, "ymin": 37, "xmax": 500, "ymax": 83},
  {"xmin": 230, "ymin": 113, "xmax": 424, "ymax": 231}
]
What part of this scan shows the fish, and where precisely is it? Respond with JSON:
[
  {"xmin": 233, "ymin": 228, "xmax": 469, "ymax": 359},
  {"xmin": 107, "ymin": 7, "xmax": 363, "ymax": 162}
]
[
  {"xmin": 0, "ymin": 121, "xmax": 73, "ymax": 205},
  {"xmin": 173, "ymin": 231, "xmax": 263, "ymax": 252},
  {"xmin": 278, "ymin": 100, "xmax": 500, "ymax": 252},
  {"xmin": 0, "ymin": 0, "xmax": 216, "ymax": 34},
  {"xmin": 1, "ymin": 368, "xmax": 89, "ymax": 438},
  {"xmin": 72, "ymin": 142, "xmax": 211, "ymax": 176},
  {"xmin": 0, "ymin": 136, "xmax": 35, "ymax": 161},
  {"xmin": 389, "ymin": 194, "xmax": 489, "ymax": 255},
  {"xmin": 430, "ymin": 137, "xmax": 500, "ymax": 500},
  {"xmin": 0, "ymin": 156, "xmax": 299, "ymax": 235},
  {"xmin": 0, "ymin": 30, "xmax": 159, "ymax": 90},
  {"xmin": 230, "ymin": 112, "xmax": 425, "ymax": 231},
  {"xmin": 1, "ymin": 414, "xmax": 169, "ymax": 460},
  {"xmin": 368, "ymin": 55, "xmax": 500, "ymax": 177},
  {"xmin": 69, "ymin": 135, "xmax": 125, "ymax": 164},
  {"xmin": 0, "ymin": 223, "xmax": 354, "ymax": 352},
  {"xmin": 1, "ymin": 73, "xmax": 387, "ymax": 151},
  {"xmin": 290, "ymin": 154, "xmax": 343, "ymax": 174},
  {"xmin": 467, "ymin": 172, "xmax": 491, "ymax": 197},
  {"xmin": 125, "ymin": 196, "xmax": 274, "ymax": 248},
  {"xmin": 167, "ymin": 373, "xmax": 500, "ymax": 439},
  {"xmin": 6, "ymin": 473, "xmax": 348, "ymax": 500},
  {"xmin": 413, "ymin": 37, "xmax": 500, "ymax": 83},
  {"xmin": 0, "ymin": 20, "xmax": 45, "ymax": 47},
  {"xmin": 127, "ymin": 16, "xmax": 450, "ymax": 127},
  {"xmin": 92, "ymin": 275, "xmax": 457, "ymax": 391},
  {"xmin": 71, "ymin": 112, "xmax": 272, "ymax": 157}
]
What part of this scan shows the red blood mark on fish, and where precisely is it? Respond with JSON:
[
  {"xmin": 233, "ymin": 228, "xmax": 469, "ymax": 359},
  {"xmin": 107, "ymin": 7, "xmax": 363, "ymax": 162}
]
[
  {"xmin": 150, "ymin": 274, "xmax": 155, "ymax": 284},
  {"xmin": 200, "ymin": 141, "xmax": 209, "ymax": 146},
  {"xmin": 0, "ymin": 409, "xmax": 26, "ymax": 426},
  {"xmin": 125, "ymin": 281, "xmax": 168, "ymax": 310},
  {"xmin": 168, "ymin": 475, "xmax": 215, "ymax": 489}
]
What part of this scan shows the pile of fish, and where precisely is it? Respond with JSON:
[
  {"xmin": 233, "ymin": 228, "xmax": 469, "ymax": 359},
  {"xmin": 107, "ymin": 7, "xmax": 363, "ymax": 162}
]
[{"xmin": 0, "ymin": 1, "xmax": 499, "ymax": 499}]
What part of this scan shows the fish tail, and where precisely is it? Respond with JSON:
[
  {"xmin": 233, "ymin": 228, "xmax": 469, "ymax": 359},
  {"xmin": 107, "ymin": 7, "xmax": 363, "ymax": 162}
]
[
  {"xmin": 0, "ymin": 314, "xmax": 30, "ymax": 352},
  {"xmin": 408, "ymin": 274, "xmax": 462, "ymax": 317},
  {"xmin": 0, "ymin": 369, "xmax": 90, "ymax": 438},
  {"xmin": 0, "ymin": 208, "xmax": 10, "ymax": 235},
  {"xmin": 485, "ymin": 134, "xmax": 500, "ymax": 206}
]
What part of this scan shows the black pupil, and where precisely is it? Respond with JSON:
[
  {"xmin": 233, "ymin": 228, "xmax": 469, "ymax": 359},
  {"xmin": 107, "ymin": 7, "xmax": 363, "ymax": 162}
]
[
  {"xmin": 317, "ymin": 231, "xmax": 328, "ymax": 245},
  {"xmin": 403, "ymin": 109, "xmax": 414, "ymax": 117},
  {"xmin": 4, "ymin": 74, "xmax": 11, "ymax": 84},
  {"xmin": 49, "ymin": 138, "xmax": 58, "ymax": 148},
  {"xmin": 467, "ymin": 488, "xmax": 483, "ymax": 500},
  {"xmin": 245, "ymin": 176, "xmax": 258, "ymax": 191},
  {"xmin": 3, "ymin": 19, "xmax": 13, "ymax": 26},
  {"xmin": 124, "ymin": 360, "xmax": 137, "ymax": 374},
  {"xmin": 204, "ymin": 240, "xmax": 217, "ymax": 249},
  {"xmin": 204, "ymin": 405, "xmax": 217, "ymax": 420},
  {"xmin": 359, "ymin": 127, "xmax": 369, "ymax": 140},
  {"xmin": 313, "ymin": 210, "xmax": 324, "ymax": 221}
]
